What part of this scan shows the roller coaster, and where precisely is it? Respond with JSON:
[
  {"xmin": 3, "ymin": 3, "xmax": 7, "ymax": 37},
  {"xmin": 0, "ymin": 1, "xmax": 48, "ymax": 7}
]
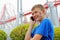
[{"xmin": 0, "ymin": 0, "xmax": 60, "ymax": 24}]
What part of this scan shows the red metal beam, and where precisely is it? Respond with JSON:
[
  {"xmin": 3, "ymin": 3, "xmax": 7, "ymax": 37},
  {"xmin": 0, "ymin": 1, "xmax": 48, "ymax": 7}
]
[
  {"xmin": 23, "ymin": 12, "xmax": 32, "ymax": 16},
  {"xmin": 5, "ymin": 16, "xmax": 16, "ymax": 22},
  {"xmin": 0, "ymin": 16, "xmax": 16, "ymax": 25},
  {"xmin": 54, "ymin": 1, "xmax": 60, "ymax": 6},
  {"xmin": 0, "ymin": 4, "xmax": 6, "ymax": 20}
]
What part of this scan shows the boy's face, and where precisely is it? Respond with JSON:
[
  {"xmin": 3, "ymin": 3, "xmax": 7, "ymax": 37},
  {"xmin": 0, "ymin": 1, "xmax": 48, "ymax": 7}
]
[{"xmin": 32, "ymin": 8, "xmax": 45, "ymax": 22}]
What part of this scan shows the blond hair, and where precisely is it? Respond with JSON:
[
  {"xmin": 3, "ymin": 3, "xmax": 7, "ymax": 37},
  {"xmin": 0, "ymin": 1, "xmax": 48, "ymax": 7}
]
[{"xmin": 31, "ymin": 4, "xmax": 45, "ymax": 11}]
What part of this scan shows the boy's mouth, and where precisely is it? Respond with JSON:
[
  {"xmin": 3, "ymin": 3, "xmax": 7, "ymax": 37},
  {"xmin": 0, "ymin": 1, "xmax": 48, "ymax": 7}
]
[{"xmin": 34, "ymin": 16, "xmax": 39, "ymax": 20}]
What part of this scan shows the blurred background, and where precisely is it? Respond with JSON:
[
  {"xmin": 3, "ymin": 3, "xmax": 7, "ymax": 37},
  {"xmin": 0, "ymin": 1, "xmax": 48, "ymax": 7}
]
[{"xmin": 0, "ymin": 0, "xmax": 60, "ymax": 40}]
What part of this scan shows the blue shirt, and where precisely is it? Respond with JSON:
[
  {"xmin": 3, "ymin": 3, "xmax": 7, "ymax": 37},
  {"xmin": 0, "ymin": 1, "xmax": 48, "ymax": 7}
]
[{"xmin": 31, "ymin": 18, "xmax": 54, "ymax": 40}]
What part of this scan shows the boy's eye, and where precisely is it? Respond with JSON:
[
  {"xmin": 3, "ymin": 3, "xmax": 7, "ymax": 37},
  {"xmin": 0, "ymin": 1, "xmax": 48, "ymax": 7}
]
[
  {"xmin": 39, "ymin": 12, "xmax": 41, "ymax": 14},
  {"xmin": 32, "ymin": 13, "xmax": 34, "ymax": 15},
  {"xmin": 32, "ymin": 11, "xmax": 38, "ymax": 15},
  {"xmin": 34, "ymin": 11, "xmax": 38, "ymax": 13}
]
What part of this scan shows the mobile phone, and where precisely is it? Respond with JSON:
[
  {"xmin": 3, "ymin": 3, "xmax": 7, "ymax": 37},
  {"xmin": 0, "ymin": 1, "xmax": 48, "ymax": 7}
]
[{"xmin": 30, "ymin": 16, "xmax": 34, "ymax": 21}]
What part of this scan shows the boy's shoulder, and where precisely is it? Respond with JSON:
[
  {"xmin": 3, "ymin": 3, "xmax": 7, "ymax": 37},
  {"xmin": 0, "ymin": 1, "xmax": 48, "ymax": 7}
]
[{"xmin": 42, "ymin": 18, "xmax": 51, "ymax": 22}]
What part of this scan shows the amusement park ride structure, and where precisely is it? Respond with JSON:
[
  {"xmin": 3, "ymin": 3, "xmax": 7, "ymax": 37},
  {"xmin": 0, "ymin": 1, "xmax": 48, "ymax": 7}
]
[{"xmin": 0, "ymin": 0, "xmax": 60, "ymax": 25}]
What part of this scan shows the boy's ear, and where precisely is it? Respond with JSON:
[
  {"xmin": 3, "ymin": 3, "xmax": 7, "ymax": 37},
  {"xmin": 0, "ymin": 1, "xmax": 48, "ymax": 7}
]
[
  {"xmin": 42, "ymin": 10, "xmax": 46, "ymax": 14},
  {"xmin": 42, "ymin": 10, "xmax": 45, "ymax": 13}
]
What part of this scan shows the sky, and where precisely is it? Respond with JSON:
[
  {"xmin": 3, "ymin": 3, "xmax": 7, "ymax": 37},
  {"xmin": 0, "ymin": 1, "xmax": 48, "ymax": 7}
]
[{"xmin": 0, "ymin": 0, "xmax": 60, "ymax": 22}]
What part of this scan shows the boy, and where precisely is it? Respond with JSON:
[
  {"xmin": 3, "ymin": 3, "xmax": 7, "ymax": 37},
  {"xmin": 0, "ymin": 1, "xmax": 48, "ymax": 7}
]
[{"xmin": 25, "ymin": 4, "xmax": 54, "ymax": 40}]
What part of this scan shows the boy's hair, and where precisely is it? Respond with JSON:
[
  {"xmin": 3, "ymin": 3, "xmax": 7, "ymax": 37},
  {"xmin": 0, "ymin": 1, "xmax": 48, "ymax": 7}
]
[{"xmin": 31, "ymin": 4, "xmax": 45, "ymax": 11}]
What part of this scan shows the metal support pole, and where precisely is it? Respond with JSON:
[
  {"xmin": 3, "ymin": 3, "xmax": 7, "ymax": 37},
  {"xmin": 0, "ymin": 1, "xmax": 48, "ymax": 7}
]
[
  {"xmin": 46, "ymin": 0, "xmax": 48, "ymax": 3},
  {"xmin": 49, "ymin": 2, "xmax": 59, "ymax": 27},
  {"xmin": 16, "ymin": 0, "xmax": 20, "ymax": 26},
  {"xmin": 20, "ymin": 0, "xmax": 23, "ymax": 24},
  {"xmin": 55, "ymin": 0, "xmax": 58, "ymax": 19}
]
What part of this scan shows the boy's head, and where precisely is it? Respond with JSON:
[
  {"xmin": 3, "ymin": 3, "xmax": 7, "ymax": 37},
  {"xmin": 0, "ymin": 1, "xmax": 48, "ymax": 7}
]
[{"xmin": 31, "ymin": 4, "xmax": 46, "ymax": 22}]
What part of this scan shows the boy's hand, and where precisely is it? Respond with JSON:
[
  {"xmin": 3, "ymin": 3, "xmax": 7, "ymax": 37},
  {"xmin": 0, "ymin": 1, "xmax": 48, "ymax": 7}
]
[{"xmin": 30, "ymin": 20, "xmax": 36, "ymax": 27}]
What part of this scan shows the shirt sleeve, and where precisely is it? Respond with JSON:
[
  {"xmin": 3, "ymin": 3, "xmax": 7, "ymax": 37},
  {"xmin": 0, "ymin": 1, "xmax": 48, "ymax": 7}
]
[{"xmin": 35, "ymin": 21, "xmax": 48, "ymax": 37}]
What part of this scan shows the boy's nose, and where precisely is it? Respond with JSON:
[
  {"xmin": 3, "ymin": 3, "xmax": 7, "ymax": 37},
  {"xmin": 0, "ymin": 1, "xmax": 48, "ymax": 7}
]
[{"xmin": 33, "ymin": 13, "xmax": 37, "ymax": 16}]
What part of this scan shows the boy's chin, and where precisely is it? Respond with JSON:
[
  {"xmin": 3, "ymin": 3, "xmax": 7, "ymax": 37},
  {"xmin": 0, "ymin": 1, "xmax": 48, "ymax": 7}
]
[
  {"xmin": 36, "ymin": 19, "xmax": 40, "ymax": 21},
  {"xmin": 36, "ymin": 19, "xmax": 42, "ymax": 22}
]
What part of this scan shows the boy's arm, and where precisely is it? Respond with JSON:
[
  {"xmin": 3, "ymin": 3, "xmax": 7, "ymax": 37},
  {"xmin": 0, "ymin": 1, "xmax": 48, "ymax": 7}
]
[
  {"xmin": 31, "ymin": 34, "xmax": 42, "ymax": 40},
  {"xmin": 24, "ymin": 25, "xmax": 33, "ymax": 40},
  {"xmin": 25, "ymin": 25, "xmax": 42, "ymax": 40},
  {"xmin": 24, "ymin": 21, "xmax": 42, "ymax": 40},
  {"xmin": 24, "ymin": 21, "xmax": 35, "ymax": 40}
]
